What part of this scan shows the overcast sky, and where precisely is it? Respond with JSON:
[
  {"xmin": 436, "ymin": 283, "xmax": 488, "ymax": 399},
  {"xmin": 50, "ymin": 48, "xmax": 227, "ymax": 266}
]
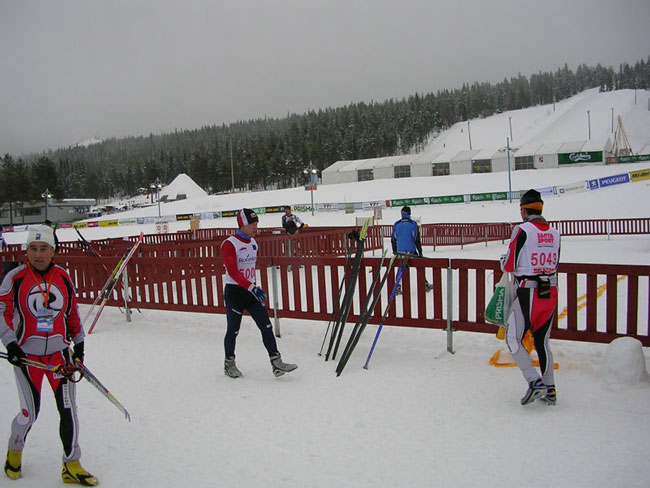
[{"xmin": 1, "ymin": 0, "xmax": 649, "ymax": 156}]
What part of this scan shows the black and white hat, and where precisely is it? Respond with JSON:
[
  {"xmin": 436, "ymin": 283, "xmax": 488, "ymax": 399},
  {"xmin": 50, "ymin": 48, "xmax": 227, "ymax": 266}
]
[{"xmin": 237, "ymin": 208, "xmax": 259, "ymax": 227}]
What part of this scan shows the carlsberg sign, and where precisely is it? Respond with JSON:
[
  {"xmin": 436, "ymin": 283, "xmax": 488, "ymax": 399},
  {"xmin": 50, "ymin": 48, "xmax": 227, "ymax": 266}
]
[{"xmin": 558, "ymin": 151, "xmax": 603, "ymax": 165}]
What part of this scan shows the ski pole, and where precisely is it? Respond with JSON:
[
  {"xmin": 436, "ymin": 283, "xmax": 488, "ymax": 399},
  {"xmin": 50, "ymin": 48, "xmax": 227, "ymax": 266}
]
[
  {"xmin": 318, "ymin": 246, "xmax": 353, "ymax": 356},
  {"xmin": 363, "ymin": 258, "xmax": 408, "ymax": 370}
]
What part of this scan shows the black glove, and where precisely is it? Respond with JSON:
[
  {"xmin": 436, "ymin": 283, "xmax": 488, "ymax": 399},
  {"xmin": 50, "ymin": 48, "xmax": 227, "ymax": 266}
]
[
  {"xmin": 348, "ymin": 230, "xmax": 360, "ymax": 241},
  {"xmin": 72, "ymin": 342, "xmax": 85, "ymax": 364},
  {"xmin": 6, "ymin": 342, "xmax": 26, "ymax": 366}
]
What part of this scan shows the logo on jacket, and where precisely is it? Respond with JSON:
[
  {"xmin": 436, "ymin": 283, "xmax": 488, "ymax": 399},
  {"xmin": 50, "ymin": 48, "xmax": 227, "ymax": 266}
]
[
  {"xmin": 26, "ymin": 283, "xmax": 64, "ymax": 319},
  {"xmin": 537, "ymin": 233, "xmax": 554, "ymax": 244}
]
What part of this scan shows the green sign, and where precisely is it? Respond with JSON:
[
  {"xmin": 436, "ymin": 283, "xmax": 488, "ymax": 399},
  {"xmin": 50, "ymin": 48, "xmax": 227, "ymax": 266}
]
[
  {"xmin": 429, "ymin": 194, "xmax": 464, "ymax": 204},
  {"xmin": 391, "ymin": 197, "xmax": 428, "ymax": 207},
  {"xmin": 470, "ymin": 192, "xmax": 508, "ymax": 202},
  {"xmin": 558, "ymin": 151, "xmax": 603, "ymax": 164},
  {"xmin": 619, "ymin": 154, "xmax": 650, "ymax": 163}
]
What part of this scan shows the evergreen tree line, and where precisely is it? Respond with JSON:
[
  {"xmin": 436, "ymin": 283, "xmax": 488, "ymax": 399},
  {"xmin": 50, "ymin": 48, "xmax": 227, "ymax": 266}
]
[{"xmin": 2, "ymin": 57, "xmax": 648, "ymax": 205}]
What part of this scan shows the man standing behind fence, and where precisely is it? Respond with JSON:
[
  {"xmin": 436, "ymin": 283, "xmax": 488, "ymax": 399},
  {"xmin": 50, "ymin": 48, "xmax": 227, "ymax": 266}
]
[
  {"xmin": 500, "ymin": 189, "xmax": 561, "ymax": 405},
  {"xmin": 221, "ymin": 209, "xmax": 298, "ymax": 378},
  {"xmin": 391, "ymin": 206, "xmax": 431, "ymax": 292}
]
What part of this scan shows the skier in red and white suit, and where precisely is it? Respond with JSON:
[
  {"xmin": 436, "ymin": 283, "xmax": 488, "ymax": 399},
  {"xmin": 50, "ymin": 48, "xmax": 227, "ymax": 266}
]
[
  {"xmin": 220, "ymin": 209, "xmax": 297, "ymax": 378},
  {"xmin": 500, "ymin": 190, "xmax": 561, "ymax": 405},
  {"xmin": 1, "ymin": 225, "xmax": 98, "ymax": 485}
]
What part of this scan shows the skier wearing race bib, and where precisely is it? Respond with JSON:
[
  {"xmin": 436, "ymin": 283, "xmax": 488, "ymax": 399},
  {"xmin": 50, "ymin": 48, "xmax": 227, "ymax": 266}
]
[
  {"xmin": 221, "ymin": 209, "xmax": 297, "ymax": 378},
  {"xmin": 500, "ymin": 189, "xmax": 561, "ymax": 406},
  {"xmin": 1, "ymin": 225, "xmax": 98, "ymax": 485}
]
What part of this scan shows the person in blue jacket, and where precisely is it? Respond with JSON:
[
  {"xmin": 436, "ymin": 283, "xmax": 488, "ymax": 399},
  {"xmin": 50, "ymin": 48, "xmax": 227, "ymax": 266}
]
[
  {"xmin": 391, "ymin": 206, "xmax": 431, "ymax": 292},
  {"xmin": 391, "ymin": 206, "xmax": 423, "ymax": 256}
]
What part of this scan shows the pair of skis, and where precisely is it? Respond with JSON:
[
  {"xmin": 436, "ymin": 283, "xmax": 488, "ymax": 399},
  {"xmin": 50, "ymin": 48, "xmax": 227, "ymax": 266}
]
[
  {"xmin": 0, "ymin": 352, "xmax": 130, "ymax": 421},
  {"xmin": 335, "ymin": 252, "xmax": 412, "ymax": 375},
  {"xmin": 85, "ymin": 232, "xmax": 144, "ymax": 334},
  {"xmin": 324, "ymin": 218, "xmax": 371, "ymax": 361}
]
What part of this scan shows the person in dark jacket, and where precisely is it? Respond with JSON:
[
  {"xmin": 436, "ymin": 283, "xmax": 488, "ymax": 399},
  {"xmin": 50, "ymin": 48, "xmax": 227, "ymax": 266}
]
[{"xmin": 281, "ymin": 206, "xmax": 305, "ymax": 235}]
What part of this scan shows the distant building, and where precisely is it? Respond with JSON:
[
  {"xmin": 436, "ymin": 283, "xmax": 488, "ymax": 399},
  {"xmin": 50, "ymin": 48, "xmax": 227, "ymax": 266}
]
[
  {"xmin": 0, "ymin": 198, "xmax": 95, "ymax": 227},
  {"xmin": 321, "ymin": 138, "xmax": 615, "ymax": 185}
]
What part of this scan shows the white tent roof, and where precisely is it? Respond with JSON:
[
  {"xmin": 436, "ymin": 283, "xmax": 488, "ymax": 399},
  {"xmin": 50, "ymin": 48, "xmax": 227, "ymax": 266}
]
[
  {"xmin": 432, "ymin": 150, "xmax": 462, "ymax": 163},
  {"xmin": 411, "ymin": 151, "xmax": 442, "ymax": 164},
  {"xmin": 535, "ymin": 142, "xmax": 564, "ymax": 154},
  {"xmin": 472, "ymin": 146, "xmax": 503, "ymax": 160},
  {"xmin": 451, "ymin": 149, "xmax": 481, "ymax": 162}
]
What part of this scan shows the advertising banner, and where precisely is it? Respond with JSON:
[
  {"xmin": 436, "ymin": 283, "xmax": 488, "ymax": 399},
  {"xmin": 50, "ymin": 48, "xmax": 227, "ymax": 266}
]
[
  {"xmin": 629, "ymin": 168, "xmax": 650, "ymax": 182},
  {"xmin": 198, "ymin": 212, "xmax": 219, "ymax": 220},
  {"xmin": 316, "ymin": 203, "xmax": 340, "ymax": 212},
  {"xmin": 175, "ymin": 214, "xmax": 192, "ymax": 221},
  {"xmin": 391, "ymin": 197, "xmax": 428, "ymax": 207},
  {"xmin": 598, "ymin": 173, "xmax": 630, "ymax": 188},
  {"xmin": 292, "ymin": 204, "xmax": 312, "ymax": 213},
  {"xmin": 557, "ymin": 181, "xmax": 589, "ymax": 195},
  {"xmin": 469, "ymin": 192, "xmax": 507, "ymax": 202},
  {"xmin": 619, "ymin": 154, "xmax": 650, "ymax": 163},
  {"xmin": 428, "ymin": 195, "xmax": 464, "ymax": 204},
  {"xmin": 264, "ymin": 206, "xmax": 284, "ymax": 214},
  {"xmin": 98, "ymin": 220, "xmax": 119, "ymax": 227},
  {"xmin": 222, "ymin": 210, "xmax": 238, "ymax": 218},
  {"xmin": 536, "ymin": 186, "xmax": 557, "ymax": 198},
  {"xmin": 588, "ymin": 179, "xmax": 599, "ymax": 190},
  {"xmin": 558, "ymin": 151, "xmax": 603, "ymax": 165},
  {"xmin": 362, "ymin": 200, "xmax": 386, "ymax": 209}
]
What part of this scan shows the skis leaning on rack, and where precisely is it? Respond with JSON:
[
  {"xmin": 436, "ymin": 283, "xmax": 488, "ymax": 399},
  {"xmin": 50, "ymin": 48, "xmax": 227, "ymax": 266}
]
[
  {"xmin": 362, "ymin": 253, "xmax": 414, "ymax": 370},
  {"xmin": 318, "ymin": 240, "xmax": 355, "ymax": 356},
  {"xmin": 0, "ymin": 352, "xmax": 130, "ymax": 421},
  {"xmin": 335, "ymin": 249, "xmax": 393, "ymax": 375},
  {"xmin": 335, "ymin": 250, "xmax": 396, "ymax": 376},
  {"xmin": 325, "ymin": 218, "xmax": 371, "ymax": 361},
  {"xmin": 87, "ymin": 232, "xmax": 144, "ymax": 334}
]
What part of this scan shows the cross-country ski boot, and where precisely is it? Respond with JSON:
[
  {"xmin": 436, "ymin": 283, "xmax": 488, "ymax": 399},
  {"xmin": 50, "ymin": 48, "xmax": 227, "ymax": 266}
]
[
  {"xmin": 4, "ymin": 449, "xmax": 21, "ymax": 480},
  {"xmin": 540, "ymin": 385, "xmax": 557, "ymax": 405},
  {"xmin": 270, "ymin": 353, "xmax": 297, "ymax": 377},
  {"xmin": 224, "ymin": 356, "xmax": 243, "ymax": 378},
  {"xmin": 520, "ymin": 379, "xmax": 546, "ymax": 405},
  {"xmin": 62, "ymin": 461, "xmax": 98, "ymax": 486}
]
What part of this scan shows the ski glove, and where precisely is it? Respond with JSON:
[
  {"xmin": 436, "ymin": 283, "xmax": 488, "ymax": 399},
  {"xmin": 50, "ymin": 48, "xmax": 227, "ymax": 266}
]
[
  {"xmin": 6, "ymin": 341, "xmax": 26, "ymax": 366},
  {"xmin": 72, "ymin": 342, "xmax": 85, "ymax": 364},
  {"xmin": 248, "ymin": 284, "xmax": 267, "ymax": 304}
]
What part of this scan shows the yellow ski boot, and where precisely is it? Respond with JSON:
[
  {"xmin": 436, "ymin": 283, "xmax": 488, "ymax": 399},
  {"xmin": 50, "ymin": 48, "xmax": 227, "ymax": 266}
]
[
  {"xmin": 62, "ymin": 460, "xmax": 99, "ymax": 486},
  {"xmin": 4, "ymin": 449, "xmax": 22, "ymax": 480}
]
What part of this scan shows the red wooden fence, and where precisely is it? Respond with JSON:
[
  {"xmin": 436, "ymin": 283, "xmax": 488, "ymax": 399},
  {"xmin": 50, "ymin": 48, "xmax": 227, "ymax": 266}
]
[{"xmin": 51, "ymin": 253, "xmax": 650, "ymax": 347}]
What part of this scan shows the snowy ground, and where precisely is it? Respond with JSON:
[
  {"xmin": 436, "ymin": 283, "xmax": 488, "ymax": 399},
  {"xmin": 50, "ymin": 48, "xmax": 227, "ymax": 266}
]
[
  {"xmin": 1, "ymin": 305, "xmax": 648, "ymax": 488},
  {"xmin": 2, "ymin": 163, "xmax": 650, "ymax": 487}
]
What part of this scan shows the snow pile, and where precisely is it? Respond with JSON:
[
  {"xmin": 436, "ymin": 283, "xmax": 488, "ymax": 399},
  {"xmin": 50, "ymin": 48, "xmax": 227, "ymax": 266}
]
[
  {"xmin": 601, "ymin": 337, "xmax": 649, "ymax": 387},
  {"xmin": 159, "ymin": 173, "xmax": 207, "ymax": 201}
]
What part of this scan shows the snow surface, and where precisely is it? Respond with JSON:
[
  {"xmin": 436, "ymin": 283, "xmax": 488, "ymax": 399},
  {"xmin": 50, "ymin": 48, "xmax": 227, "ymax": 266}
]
[
  {"xmin": 425, "ymin": 88, "xmax": 650, "ymax": 155},
  {"xmin": 1, "ymin": 91, "xmax": 650, "ymax": 487}
]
